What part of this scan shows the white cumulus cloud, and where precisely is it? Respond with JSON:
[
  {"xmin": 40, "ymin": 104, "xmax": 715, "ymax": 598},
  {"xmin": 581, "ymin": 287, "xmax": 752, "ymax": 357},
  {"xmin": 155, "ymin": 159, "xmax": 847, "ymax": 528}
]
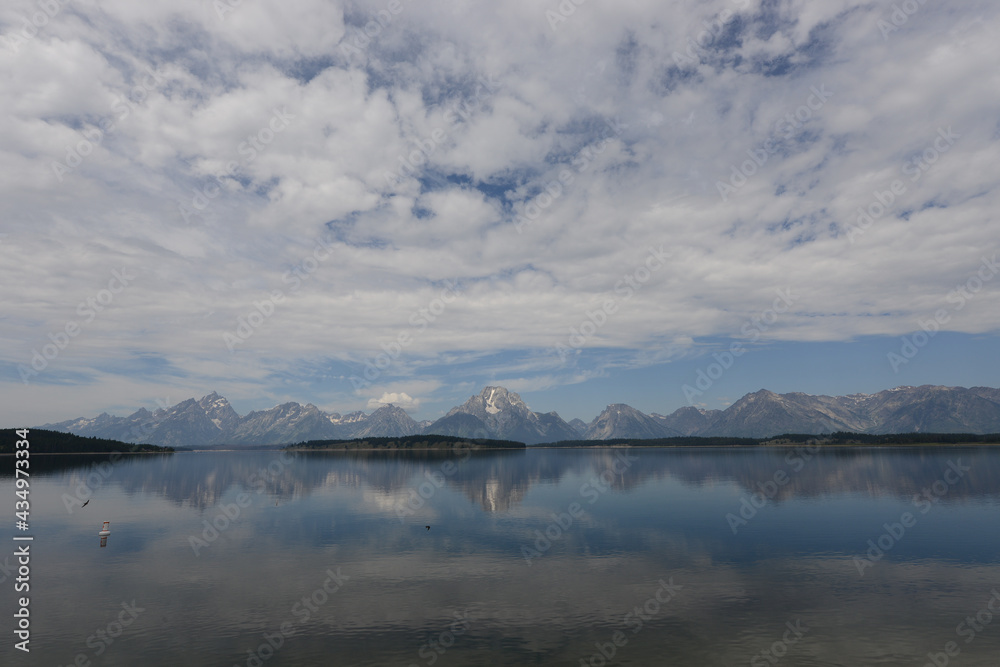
[{"xmin": 367, "ymin": 392, "xmax": 420, "ymax": 411}]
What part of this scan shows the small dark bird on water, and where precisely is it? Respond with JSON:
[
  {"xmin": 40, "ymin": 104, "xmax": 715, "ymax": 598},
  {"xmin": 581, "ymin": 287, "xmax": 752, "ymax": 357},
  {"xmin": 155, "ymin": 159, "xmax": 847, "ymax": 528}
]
[
  {"xmin": 82, "ymin": 500, "xmax": 90, "ymax": 508},
  {"xmin": 425, "ymin": 526, "xmax": 430, "ymax": 530}
]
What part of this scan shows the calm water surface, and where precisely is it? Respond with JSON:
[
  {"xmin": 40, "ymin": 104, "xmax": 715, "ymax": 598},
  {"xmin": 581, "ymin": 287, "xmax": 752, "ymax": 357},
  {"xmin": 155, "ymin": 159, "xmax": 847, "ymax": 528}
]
[{"xmin": 3, "ymin": 447, "xmax": 1000, "ymax": 666}]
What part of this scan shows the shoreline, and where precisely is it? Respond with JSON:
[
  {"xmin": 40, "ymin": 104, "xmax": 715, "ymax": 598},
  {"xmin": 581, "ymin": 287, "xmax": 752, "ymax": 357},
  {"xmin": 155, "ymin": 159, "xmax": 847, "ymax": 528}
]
[
  {"xmin": 6, "ymin": 442, "xmax": 999, "ymax": 455},
  {"xmin": 284, "ymin": 446, "xmax": 524, "ymax": 452},
  {"xmin": 0, "ymin": 450, "xmax": 174, "ymax": 456},
  {"xmin": 533, "ymin": 442, "xmax": 1000, "ymax": 449}
]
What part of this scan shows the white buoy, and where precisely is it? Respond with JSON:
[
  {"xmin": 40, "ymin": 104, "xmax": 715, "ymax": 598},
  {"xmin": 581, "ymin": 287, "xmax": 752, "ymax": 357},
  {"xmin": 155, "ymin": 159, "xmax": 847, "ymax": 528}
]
[{"xmin": 98, "ymin": 521, "xmax": 111, "ymax": 536}]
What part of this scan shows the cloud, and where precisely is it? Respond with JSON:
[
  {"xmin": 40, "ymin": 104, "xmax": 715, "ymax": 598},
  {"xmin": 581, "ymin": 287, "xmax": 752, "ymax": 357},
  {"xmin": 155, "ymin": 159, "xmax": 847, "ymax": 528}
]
[
  {"xmin": 2, "ymin": 0, "xmax": 999, "ymax": 424},
  {"xmin": 367, "ymin": 391, "xmax": 420, "ymax": 411}
]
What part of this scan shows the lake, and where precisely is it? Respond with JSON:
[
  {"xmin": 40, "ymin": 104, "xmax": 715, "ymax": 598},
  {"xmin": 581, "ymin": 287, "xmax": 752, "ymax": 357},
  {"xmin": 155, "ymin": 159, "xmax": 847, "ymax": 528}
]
[{"xmin": 3, "ymin": 446, "xmax": 1000, "ymax": 666}]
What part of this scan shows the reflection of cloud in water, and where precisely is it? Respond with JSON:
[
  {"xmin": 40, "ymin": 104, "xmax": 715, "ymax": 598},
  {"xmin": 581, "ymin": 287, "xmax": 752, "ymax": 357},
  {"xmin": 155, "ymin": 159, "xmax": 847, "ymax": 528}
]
[{"xmin": 20, "ymin": 447, "xmax": 1000, "ymax": 514}]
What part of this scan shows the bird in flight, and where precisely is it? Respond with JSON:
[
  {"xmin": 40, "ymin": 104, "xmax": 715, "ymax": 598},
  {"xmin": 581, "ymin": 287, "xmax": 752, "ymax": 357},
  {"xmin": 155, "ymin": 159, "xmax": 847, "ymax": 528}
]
[{"xmin": 82, "ymin": 499, "xmax": 90, "ymax": 508}]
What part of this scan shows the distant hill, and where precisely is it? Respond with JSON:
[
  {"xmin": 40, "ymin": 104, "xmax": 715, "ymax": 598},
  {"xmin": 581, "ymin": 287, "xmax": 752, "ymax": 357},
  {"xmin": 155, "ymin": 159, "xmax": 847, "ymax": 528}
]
[
  {"xmin": 0, "ymin": 428, "xmax": 174, "ymax": 454},
  {"xmin": 36, "ymin": 384, "xmax": 1000, "ymax": 446},
  {"xmin": 542, "ymin": 436, "xmax": 758, "ymax": 447},
  {"xmin": 538, "ymin": 432, "xmax": 1000, "ymax": 447}
]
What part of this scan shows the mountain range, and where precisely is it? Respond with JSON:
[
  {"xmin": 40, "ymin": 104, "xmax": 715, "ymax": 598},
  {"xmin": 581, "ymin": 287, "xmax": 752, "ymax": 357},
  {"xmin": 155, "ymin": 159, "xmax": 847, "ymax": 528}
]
[{"xmin": 38, "ymin": 385, "xmax": 1000, "ymax": 446}]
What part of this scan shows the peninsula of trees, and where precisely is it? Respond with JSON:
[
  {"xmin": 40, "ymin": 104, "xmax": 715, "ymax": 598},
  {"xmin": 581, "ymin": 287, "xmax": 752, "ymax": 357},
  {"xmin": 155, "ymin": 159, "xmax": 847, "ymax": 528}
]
[
  {"xmin": 0, "ymin": 428, "xmax": 174, "ymax": 454},
  {"xmin": 286, "ymin": 434, "xmax": 526, "ymax": 451}
]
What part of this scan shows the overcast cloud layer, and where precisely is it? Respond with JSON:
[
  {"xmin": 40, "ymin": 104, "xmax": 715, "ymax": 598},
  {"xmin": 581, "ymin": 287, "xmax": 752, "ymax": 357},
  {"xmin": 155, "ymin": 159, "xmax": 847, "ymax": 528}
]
[{"xmin": 2, "ymin": 0, "xmax": 999, "ymax": 425}]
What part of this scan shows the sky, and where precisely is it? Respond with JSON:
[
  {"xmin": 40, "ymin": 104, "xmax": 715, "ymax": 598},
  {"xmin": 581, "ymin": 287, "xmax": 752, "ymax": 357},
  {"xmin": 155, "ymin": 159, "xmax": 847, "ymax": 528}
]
[{"xmin": 2, "ymin": 0, "xmax": 999, "ymax": 427}]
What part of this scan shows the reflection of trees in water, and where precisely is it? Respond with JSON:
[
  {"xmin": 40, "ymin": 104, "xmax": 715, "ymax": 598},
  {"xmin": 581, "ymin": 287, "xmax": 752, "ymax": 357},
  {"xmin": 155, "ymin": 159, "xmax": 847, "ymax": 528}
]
[
  {"xmin": 0, "ymin": 453, "xmax": 171, "ymax": 478},
  {"xmin": 36, "ymin": 452, "xmax": 305, "ymax": 511},
  {"xmin": 21, "ymin": 447, "xmax": 1000, "ymax": 511}
]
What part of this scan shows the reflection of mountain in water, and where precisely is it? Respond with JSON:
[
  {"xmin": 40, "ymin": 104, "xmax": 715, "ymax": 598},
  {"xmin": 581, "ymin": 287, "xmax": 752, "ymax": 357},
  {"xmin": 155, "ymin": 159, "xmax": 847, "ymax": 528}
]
[
  {"xmin": 441, "ymin": 453, "xmax": 532, "ymax": 512},
  {"xmin": 25, "ymin": 447, "xmax": 1000, "ymax": 512},
  {"xmin": 651, "ymin": 447, "xmax": 1000, "ymax": 503}
]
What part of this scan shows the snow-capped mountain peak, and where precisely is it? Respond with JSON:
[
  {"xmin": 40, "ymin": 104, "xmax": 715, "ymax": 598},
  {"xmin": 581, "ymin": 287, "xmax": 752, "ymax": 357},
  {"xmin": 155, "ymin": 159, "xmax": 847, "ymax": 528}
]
[
  {"xmin": 485, "ymin": 387, "xmax": 502, "ymax": 414},
  {"xmin": 36, "ymin": 385, "xmax": 1000, "ymax": 446}
]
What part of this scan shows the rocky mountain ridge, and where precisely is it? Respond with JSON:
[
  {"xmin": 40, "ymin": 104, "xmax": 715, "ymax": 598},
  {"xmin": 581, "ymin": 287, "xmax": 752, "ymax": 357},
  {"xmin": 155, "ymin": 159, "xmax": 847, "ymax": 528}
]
[{"xmin": 39, "ymin": 385, "xmax": 1000, "ymax": 446}]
